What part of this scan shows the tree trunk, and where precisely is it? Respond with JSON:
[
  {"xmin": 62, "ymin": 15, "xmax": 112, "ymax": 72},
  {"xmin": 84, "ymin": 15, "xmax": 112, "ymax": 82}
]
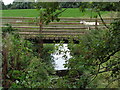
[
  {"xmin": 2, "ymin": 47, "xmax": 9, "ymax": 88},
  {"xmin": 95, "ymin": 16, "xmax": 98, "ymax": 30},
  {"xmin": 38, "ymin": 20, "xmax": 43, "ymax": 57}
]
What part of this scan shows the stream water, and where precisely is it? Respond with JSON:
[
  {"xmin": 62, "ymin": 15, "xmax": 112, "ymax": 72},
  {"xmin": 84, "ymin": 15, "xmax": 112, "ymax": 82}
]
[{"xmin": 52, "ymin": 44, "xmax": 71, "ymax": 70}]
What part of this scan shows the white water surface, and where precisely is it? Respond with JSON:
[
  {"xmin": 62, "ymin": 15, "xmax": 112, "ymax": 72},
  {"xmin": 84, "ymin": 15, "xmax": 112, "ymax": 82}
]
[{"xmin": 52, "ymin": 44, "xmax": 71, "ymax": 70}]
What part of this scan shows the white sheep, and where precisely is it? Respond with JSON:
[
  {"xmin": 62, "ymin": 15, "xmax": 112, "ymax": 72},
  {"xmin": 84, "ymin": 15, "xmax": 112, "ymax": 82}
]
[
  {"xmin": 80, "ymin": 20, "xmax": 99, "ymax": 30},
  {"xmin": 16, "ymin": 20, "xmax": 22, "ymax": 23},
  {"xmin": 80, "ymin": 20, "xmax": 99, "ymax": 25}
]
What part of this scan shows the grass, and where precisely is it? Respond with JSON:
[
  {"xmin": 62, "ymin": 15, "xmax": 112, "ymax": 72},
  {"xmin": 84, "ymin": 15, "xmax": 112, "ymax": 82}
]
[
  {"xmin": 60, "ymin": 8, "xmax": 110, "ymax": 17},
  {"xmin": 2, "ymin": 9, "xmax": 40, "ymax": 17},
  {"xmin": 2, "ymin": 8, "xmax": 113, "ymax": 18}
]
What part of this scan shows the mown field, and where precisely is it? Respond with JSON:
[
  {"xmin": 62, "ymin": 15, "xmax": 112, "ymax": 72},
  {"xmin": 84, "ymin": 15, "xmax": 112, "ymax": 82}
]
[{"xmin": 2, "ymin": 8, "xmax": 115, "ymax": 17}]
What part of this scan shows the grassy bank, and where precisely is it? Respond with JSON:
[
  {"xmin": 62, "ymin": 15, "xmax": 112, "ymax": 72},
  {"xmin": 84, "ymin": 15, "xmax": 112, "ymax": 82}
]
[{"xmin": 2, "ymin": 8, "xmax": 114, "ymax": 17}]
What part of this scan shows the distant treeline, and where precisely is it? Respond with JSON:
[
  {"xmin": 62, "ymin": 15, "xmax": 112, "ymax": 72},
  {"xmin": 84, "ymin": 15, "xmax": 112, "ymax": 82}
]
[
  {"xmin": 1, "ymin": 2, "xmax": 120, "ymax": 11},
  {"xmin": 1, "ymin": 2, "xmax": 36, "ymax": 9}
]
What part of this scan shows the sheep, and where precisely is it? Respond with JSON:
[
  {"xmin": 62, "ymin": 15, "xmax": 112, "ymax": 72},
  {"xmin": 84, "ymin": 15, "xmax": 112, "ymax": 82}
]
[
  {"xmin": 80, "ymin": 20, "xmax": 100, "ymax": 30},
  {"xmin": 16, "ymin": 20, "xmax": 22, "ymax": 23},
  {"xmin": 80, "ymin": 20, "xmax": 99, "ymax": 25}
]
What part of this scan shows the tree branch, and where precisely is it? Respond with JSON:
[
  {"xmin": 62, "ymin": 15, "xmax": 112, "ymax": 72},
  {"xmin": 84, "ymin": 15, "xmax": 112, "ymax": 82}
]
[
  {"xmin": 97, "ymin": 11, "xmax": 110, "ymax": 29},
  {"xmin": 105, "ymin": 78, "xmax": 120, "ymax": 88},
  {"xmin": 100, "ymin": 61, "xmax": 120, "ymax": 70},
  {"xmin": 100, "ymin": 48, "xmax": 120, "ymax": 64}
]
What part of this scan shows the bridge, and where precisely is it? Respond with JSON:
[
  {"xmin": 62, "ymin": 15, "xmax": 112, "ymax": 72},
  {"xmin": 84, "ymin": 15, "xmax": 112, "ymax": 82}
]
[{"xmin": 1, "ymin": 17, "xmax": 115, "ymax": 43}]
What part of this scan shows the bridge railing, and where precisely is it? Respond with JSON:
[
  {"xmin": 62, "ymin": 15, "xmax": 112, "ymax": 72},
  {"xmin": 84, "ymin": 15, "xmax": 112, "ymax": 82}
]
[{"xmin": 1, "ymin": 17, "xmax": 118, "ymax": 38}]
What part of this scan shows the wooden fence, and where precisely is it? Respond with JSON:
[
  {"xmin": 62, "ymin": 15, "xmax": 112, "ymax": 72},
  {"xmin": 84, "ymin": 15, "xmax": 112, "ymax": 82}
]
[{"xmin": 1, "ymin": 17, "xmax": 118, "ymax": 39}]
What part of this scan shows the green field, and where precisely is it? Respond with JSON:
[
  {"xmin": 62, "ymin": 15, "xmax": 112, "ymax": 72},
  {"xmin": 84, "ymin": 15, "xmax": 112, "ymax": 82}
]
[{"xmin": 2, "ymin": 8, "xmax": 114, "ymax": 17}]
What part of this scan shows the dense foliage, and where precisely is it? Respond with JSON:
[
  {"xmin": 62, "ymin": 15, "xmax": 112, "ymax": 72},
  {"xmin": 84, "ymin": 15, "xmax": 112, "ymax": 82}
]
[
  {"xmin": 2, "ymin": 1, "xmax": 120, "ymax": 88},
  {"xmin": 2, "ymin": 25, "xmax": 55, "ymax": 88},
  {"xmin": 2, "ymin": 18, "xmax": 120, "ymax": 88},
  {"xmin": 65, "ymin": 18, "xmax": 120, "ymax": 88}
]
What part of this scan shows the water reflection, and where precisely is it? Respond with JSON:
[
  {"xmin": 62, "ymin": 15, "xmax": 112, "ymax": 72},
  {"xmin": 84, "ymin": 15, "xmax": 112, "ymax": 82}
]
[{"xmin": 52, "ymin": 44, "xmax": 71, "ymax": 70}]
